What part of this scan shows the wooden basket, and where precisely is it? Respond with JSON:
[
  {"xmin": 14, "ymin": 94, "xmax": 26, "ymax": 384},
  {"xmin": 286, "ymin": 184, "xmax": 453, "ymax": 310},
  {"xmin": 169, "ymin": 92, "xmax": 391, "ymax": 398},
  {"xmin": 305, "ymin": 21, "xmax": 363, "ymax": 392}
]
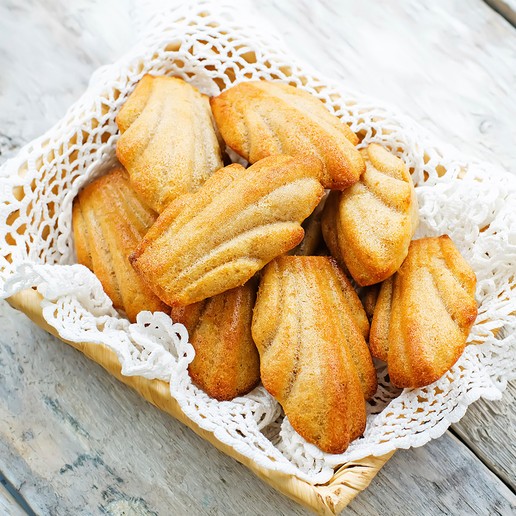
[{"xmin": 7, "ymin": 287, "xmax": 393, "ymax": 515}]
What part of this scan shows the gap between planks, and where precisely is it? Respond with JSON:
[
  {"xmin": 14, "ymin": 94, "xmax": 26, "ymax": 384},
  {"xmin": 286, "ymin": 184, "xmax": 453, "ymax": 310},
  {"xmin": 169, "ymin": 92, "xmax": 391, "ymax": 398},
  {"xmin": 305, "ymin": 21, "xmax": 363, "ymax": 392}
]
[
  {"xmin": 0, "ymin": 473, "xmax": 33, "ymax": 516},
  {"xmin": 347, "ymin": 431, "xmax": 516, "ymax": 516},
  {"xmin": 484, "ymin": 0, "xmax": 516, "ymax": 26},
  {"xmin": 0, "ymin": 0, "xmax": 515, "ymax": 513},
  {"xmin": 450, "ymin": 381, "xmax": 516, "ymax": 494},
  {"xmin": 451, "ymin": 426, "xmax": 516, "ymax": 496}
]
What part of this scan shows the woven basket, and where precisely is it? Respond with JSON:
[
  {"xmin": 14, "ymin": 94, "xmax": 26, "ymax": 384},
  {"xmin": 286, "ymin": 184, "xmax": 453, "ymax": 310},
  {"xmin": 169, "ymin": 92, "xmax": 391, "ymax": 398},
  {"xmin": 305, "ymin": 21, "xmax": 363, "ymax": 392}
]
[
  {"xmin": 7, "ymin": 288, "xmax": 392, "ymax": 514},
  {"xmin": 3, "ymin": 2, "xmax": 514, "ymax": 513}
]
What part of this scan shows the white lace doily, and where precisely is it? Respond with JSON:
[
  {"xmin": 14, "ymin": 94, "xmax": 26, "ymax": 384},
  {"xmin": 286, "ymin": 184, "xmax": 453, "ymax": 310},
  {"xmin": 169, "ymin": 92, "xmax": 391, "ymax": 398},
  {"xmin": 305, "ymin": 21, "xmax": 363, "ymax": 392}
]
[{"xmin": 1, "ymin": 0, "xmax": 515, "ymax": 485}]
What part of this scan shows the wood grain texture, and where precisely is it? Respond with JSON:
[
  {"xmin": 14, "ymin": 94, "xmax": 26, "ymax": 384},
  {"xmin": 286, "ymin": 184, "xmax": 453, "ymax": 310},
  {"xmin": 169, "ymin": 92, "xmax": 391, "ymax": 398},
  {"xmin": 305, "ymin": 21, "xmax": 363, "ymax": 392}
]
[
  {"xmin": 0, "ymin": 0, "xmax": 133, "ymax": 156},
  {"xmin": 0, "ymin": 480, "xmax": 25, "ymax": 516},
  {"xmin": 452, "ymin": 382, "xmax": 516, "ymax": 490},
  {"xmin": 347, "ymin": 433, "xmax": 516, "ymax": 516},
  {"xmin": 257, "ymin": 0, "xmax": 516, "ymax": 172},
  {"xmin": 1, "ymin": 0, "xmax": 515, "ymax": 514}
]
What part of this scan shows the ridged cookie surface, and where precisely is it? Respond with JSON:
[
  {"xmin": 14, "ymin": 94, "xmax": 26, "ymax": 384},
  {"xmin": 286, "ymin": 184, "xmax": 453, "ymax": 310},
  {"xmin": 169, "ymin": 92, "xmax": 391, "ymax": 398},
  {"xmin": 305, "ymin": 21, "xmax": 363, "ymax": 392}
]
[
  {"xmin": 252, "ymin": 256, "xmax": 376, "ymax": 454},
  {"xmin": 322, "ymin": 144, "xmax": 419, "ymax": 286},
  {"xmin": 117, "ymin": 75, "xmax": 223, "ymax": 212},
  {"xmin": 72, "ymin": 167, "xmax": 168, "ymax": 322},
  {"xmin": 211, "ymin": 80, "xmax": 364, "ymax": 190},
  {"xmin": 130, "ymin": 155, "xmax": 324, "ymax": 306},
  {"xmin": 370, "ymin": 236, "xmax": 477, "ymax": 388},
  {"xmin": 170, "ymin": 280, "xmax": 259, "ymax": 401}
]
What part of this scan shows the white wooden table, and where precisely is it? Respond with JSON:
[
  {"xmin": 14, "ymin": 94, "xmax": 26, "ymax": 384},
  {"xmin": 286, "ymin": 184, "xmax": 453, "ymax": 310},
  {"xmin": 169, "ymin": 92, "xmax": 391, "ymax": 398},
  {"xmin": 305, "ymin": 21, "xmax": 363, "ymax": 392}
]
[{"xmin": 1, "ymin": 1, "xmax": 515, "ymax": 514}]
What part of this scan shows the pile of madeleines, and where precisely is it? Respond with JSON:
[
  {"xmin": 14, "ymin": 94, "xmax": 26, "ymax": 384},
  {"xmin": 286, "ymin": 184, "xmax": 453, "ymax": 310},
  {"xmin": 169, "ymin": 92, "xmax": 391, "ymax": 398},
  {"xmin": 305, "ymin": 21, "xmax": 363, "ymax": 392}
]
[{"xmin": 72, "ymin": 76, "xmax": 478, "ymax": 454}]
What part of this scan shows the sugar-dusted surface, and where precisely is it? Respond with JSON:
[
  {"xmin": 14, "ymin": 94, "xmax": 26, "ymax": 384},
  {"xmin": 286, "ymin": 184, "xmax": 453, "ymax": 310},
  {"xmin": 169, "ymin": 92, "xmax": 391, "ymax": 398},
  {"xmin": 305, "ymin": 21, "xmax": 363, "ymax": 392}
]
[{"xmin": 1, "ymin": 0, "xmax": 515, "ymax": 514}]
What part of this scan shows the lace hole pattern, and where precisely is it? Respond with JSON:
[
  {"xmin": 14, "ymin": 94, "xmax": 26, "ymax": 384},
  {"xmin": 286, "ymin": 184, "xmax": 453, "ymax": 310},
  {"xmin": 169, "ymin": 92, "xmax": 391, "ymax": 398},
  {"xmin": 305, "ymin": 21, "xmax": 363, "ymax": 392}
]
[{"xmin": 0, "ymin": 0, "xmax": 515, "ymax": 485}]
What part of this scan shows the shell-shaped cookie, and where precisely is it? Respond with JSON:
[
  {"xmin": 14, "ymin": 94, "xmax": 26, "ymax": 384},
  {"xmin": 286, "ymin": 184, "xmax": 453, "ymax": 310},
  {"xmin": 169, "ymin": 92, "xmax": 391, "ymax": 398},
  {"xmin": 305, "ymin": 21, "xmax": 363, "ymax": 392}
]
[
  {"xmin": 130, "ymin": 155, "xmax": 324, "ymax": 306},
  {"xmin": 170, "ymin": 281, "xmax": 260, "ymax": 401},
  {"xmin": 321, "ymin": 144, "xmax": 419, "ymax": 286},
  {"xmin": 72, "ymin": 167, "xmax": 168, "ymax": 322},
  {"xmin": 211, "ymin": 81, "xmax": 364, "ymax": 190},
  {"xmin": 370, "ymin": 236, "xmax": 477, "ymax": 388},
  {"xmin": 252, "ymin": 256, "xmax": 377, "ymax": 454},
  {"xmin": 116, "ymin": 75, "xmax": 223, "ymax": 213}
]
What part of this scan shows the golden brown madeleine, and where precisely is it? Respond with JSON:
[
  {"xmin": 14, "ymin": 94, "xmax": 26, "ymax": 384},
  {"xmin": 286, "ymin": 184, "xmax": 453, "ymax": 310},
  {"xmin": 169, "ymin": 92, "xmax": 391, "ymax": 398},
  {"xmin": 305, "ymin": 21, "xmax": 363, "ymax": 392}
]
[
  {"xmin": 321, "ymin": 144, "xmax": 419, "ymax": 286},
  {"xmin": 72, "ymin": 167, "xmax": 168, "ymax": 322},
  {"xmin": 170, "ymin": 281, "xmax": 260, "ymax": 401},
  {"xmin": 211, "ymin": 81, "xmax": 364, "ymax": 190},
  {"xmin": 252, "ymin": 256, "xmax": 377, "ymax": 454},
  {"xmin": 116, "ymin": 75, "xmax": 223, "ymax": 212},
  {"xmin": 130, "ymin": 155, "xmax": 325, "ymax": 306},
  {"xmin": 370, "ymin": 236, "xmax": 478, "ymax": 388}
]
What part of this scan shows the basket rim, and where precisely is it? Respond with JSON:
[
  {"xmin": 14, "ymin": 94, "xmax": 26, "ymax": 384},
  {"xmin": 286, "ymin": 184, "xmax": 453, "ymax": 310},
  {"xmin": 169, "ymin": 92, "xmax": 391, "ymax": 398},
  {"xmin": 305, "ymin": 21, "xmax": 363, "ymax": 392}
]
[{"xmin": 1, "ymin": 2, "xmax": 515, "ymax": 510}]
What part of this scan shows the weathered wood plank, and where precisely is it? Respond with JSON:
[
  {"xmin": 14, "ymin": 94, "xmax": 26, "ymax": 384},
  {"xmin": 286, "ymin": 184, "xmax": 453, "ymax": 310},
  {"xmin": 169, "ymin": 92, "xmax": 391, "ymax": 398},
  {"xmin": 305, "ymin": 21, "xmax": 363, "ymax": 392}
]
[
  {"xmin": 0, "ymin": 0, "xmax": 133, "ymax": 156},
  {"xmin": 452, "ymin": 382, "xmax": 516, "ymax": 490},
  {"xmin": 0, "ymin": 479, "xmax": 26, "ymax": 516},
  {"xmin": 348, "ymin": 433, "xmax": 516, "ymax": 516},
  {"xmin": 258, "ymin": 0, "xmax": 516, "ymax": 172}
]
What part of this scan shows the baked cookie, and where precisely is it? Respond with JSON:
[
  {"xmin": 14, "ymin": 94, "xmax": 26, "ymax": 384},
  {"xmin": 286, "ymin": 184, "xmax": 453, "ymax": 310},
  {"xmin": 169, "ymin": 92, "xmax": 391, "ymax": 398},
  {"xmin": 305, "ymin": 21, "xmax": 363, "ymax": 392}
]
[
  {"xmin": 72, "ymin": 167, "xmax": 168, "ymax": 322},
  {"xmin": 211, "ymin": 80, "xmax": 364, "ymax": 190},
  {"xmin": 130, "ymin": 155, "xmax": 324, "ymax": 306},
  {"xmin": 170, "ymin": 280, "xmax": 260, "ymax": 400},
  {"xmin": 116, "ymin": 75, "xmax": 223, "ymax": 212},
  {"xmin": 321, "ymin": 144, "xmax": 419, "ymax": 286},
  {"xmin": 252, "ymin": 256, "xmax": 376, "ymax": 454},
  {"xmin": 370, "ymin": 236, "xmax": 477, "ymax": 388}
]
